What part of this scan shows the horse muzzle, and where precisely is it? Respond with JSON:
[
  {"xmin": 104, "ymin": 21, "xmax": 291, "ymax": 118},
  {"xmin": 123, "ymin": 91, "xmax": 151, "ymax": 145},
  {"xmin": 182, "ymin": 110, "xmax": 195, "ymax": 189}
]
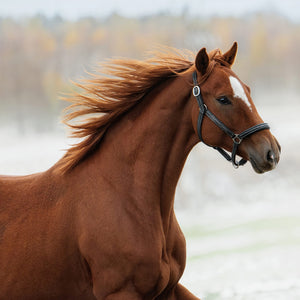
[{"xmin": 248, "ymin": 136, "xmax": 281, "ymax": 174}]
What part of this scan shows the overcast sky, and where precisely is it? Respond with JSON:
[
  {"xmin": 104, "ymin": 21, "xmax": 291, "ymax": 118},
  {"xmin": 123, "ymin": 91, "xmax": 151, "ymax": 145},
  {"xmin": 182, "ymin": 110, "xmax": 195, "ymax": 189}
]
[{"xmin": 0, "ymin": 0, "xmax": 299, "ymax": 21}]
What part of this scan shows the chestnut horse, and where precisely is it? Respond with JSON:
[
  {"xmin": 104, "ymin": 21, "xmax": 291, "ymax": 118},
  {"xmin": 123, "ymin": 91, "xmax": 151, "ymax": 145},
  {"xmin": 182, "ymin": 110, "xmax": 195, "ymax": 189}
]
[{"xmin": 0, "ymin": 43, "xmax": 280, "ymax": 299}]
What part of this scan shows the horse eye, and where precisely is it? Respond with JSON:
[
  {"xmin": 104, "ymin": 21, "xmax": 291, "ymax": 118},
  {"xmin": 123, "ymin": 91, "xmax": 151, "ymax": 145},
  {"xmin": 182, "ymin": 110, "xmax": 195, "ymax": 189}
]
[{"xmin": 216, "ymin": 96, "xmax": 231, "ymax": 105}]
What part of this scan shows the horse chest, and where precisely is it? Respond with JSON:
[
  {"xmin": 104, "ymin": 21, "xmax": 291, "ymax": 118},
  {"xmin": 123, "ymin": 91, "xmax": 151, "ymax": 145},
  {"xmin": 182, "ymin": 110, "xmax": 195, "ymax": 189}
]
[
  {"xmin": 129, "ymin": 218, "xmax": 187, "ymax": 298},
  {"xmin": 132, "ymin": 224, "xmax": 186, "ymax": 297}
]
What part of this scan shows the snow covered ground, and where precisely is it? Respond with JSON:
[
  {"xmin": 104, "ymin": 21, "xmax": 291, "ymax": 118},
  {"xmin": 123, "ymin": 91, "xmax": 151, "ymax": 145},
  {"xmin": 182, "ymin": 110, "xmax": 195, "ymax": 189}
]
[{"xmin": 0, "ymin": 104, "xmax": 299, "ymax": 299}]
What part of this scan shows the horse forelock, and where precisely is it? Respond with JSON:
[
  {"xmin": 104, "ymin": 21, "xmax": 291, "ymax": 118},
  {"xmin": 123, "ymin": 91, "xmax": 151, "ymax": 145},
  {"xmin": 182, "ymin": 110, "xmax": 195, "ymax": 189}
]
[
  {"xmin": 196, "ymin": 49, "xmax": 232, "ymax": 86},
  {"xmin": 56, "ymin": 47, "xmax": 194, "ymax": 173},
  {"xmin": 208, "ymin": 49, "xmax": 232, "ymax": 68}
]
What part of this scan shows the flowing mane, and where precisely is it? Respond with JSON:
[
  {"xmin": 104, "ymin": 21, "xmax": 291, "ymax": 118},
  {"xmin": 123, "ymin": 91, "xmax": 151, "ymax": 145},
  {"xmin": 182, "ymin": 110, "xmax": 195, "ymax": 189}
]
[{"xmin": 57, "ymin": 47, "xmax": 195, "ymax": 173}]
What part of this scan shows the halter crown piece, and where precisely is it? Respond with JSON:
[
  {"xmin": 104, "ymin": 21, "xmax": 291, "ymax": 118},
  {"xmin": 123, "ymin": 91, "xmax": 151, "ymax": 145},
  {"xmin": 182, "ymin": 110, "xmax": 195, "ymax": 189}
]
[{"xmin": 192, "ymin": 70, "xmax": 270, "ymax": 168}]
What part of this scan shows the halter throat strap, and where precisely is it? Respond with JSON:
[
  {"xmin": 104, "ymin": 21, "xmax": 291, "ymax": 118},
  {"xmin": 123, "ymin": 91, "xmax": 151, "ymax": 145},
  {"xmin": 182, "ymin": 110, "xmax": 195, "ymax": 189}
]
[{"xmin": 192, "ymin": 71, "xmax": 270, "ymax": 168}]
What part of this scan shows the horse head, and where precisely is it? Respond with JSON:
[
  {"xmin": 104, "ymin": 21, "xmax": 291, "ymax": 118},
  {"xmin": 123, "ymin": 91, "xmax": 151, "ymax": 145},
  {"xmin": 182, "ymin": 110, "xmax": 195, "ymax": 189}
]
[{"xmin": 191, "ymin": 42, "xmax": 281, "ymax": 173}]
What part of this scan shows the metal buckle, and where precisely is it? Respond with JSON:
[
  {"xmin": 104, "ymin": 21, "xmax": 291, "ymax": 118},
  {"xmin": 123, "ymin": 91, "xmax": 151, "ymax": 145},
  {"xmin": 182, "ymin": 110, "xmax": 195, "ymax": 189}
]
[
  {"xmin": 232, "ymin": 134, "xmax": 242, "ymax": 144},
  {"xmin": 193, "ymin": 86, "xmax": 201, "ymax": 97},
  {"xmin": 232, "ymin": 162, "xmax": 239, "ymax": 169}
]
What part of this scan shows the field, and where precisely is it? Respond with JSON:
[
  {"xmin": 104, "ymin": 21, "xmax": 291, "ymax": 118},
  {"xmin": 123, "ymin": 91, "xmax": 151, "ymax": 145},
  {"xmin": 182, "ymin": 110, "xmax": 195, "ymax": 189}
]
[{"xmin": 0, "ymin": 103, "xmax": 299, "ymax": 299}]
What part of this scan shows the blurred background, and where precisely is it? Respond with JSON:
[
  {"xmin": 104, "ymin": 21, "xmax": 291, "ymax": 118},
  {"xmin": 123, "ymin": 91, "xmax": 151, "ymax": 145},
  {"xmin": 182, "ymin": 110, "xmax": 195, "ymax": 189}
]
[{"xmin": 0, "ymin": 1, "xmax": 300, "ymax": 299}]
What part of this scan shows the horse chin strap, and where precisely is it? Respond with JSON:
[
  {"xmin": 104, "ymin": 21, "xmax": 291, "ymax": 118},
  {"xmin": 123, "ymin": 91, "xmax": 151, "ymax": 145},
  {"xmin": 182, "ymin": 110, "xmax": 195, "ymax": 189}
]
[{"xmin": 192, "ymin": 71, "xmax": 270, "ymax": 169}]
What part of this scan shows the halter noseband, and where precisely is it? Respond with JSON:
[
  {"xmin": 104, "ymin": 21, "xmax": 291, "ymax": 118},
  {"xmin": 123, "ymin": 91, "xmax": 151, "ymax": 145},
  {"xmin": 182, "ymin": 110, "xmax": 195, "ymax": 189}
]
[{"xmin": 192, "ymin": 71, "xmax": 270, "ymax": 168}]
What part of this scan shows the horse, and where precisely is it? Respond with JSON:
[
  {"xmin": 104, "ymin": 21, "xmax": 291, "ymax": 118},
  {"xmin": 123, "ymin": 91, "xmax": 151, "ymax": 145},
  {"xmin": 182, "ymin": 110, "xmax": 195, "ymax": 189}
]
[{"xmin": 0, "ymin": 42, "xmax": 280, "ymax": 299}]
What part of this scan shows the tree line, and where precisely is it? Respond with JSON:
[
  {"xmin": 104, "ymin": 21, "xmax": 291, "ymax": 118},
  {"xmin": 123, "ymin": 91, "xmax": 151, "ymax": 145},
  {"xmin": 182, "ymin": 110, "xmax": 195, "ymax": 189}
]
[{"xmin": 0, "ymin": 12, "xmax": 298, "ymax": 132}]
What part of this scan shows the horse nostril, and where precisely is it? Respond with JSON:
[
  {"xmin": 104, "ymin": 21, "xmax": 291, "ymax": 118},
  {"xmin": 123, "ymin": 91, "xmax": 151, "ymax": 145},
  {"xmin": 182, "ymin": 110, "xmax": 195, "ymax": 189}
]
[{"xmin": 267, "ymin": 150, "xmax": 275, "ymax": 163}]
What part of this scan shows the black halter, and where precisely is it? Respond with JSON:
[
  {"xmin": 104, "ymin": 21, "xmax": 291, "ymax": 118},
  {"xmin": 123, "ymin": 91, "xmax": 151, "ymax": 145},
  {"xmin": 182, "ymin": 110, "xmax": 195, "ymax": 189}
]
[{"xmin": 192, "ymin": 71, "xmax": 270, "ymax": 168}]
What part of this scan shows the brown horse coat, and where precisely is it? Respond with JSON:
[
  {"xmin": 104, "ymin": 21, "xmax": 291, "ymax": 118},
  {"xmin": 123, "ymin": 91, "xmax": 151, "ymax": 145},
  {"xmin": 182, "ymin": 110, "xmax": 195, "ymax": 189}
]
[{"xmin": 0, "ymin": 43, "xmax": 280, "ymax": 299}]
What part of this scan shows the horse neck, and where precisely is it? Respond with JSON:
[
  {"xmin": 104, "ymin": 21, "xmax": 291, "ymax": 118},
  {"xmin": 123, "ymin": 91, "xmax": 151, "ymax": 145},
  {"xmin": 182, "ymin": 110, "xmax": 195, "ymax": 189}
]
[{"xmin": 70, "ymin": 72, "xmax": 198, "ymax": 223}]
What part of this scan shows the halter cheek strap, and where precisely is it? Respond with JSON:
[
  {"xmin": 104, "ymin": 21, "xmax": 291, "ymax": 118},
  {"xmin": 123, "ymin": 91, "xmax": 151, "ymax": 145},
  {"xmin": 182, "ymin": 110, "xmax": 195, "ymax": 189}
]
[{"xmin": 192, "ymin": 71, "xmax": 270, "ymax": 168}]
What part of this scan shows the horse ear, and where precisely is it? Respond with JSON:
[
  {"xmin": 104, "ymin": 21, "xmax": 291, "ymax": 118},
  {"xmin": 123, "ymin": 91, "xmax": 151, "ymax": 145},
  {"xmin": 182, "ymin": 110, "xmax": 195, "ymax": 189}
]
[
  {"xmin": 195, "ymin": 47, "xmax": 210, "ymax": 75},
  {"xmin": 222, "ymin": 42, "xmax": 238, "ymax": 66}
]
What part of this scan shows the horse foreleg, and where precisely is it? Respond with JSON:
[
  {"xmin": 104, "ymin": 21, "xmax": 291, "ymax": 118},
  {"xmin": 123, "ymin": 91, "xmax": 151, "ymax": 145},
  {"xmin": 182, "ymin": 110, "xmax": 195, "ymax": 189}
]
[
  {"xmin": 167, "ymin": 283, "xmax": 201, "ymax": 300},
  {"xmin": 104, "ymin": 290, "xmax": 142, "ymax": 300},
  {"xmin": 102, "ymin": 284, "xmax": 200, "ymax": 300}
]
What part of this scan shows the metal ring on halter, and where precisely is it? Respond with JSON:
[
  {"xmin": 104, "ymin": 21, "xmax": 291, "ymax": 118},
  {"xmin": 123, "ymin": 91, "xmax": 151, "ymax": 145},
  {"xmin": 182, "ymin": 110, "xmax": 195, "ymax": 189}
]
[
  {"xmin": 193, "ymin": 86, "xmax": 201, "ymax": 97},
  {"xmin": 232, "ymin": 134, "xmax": 242, "ymax": 144}
]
